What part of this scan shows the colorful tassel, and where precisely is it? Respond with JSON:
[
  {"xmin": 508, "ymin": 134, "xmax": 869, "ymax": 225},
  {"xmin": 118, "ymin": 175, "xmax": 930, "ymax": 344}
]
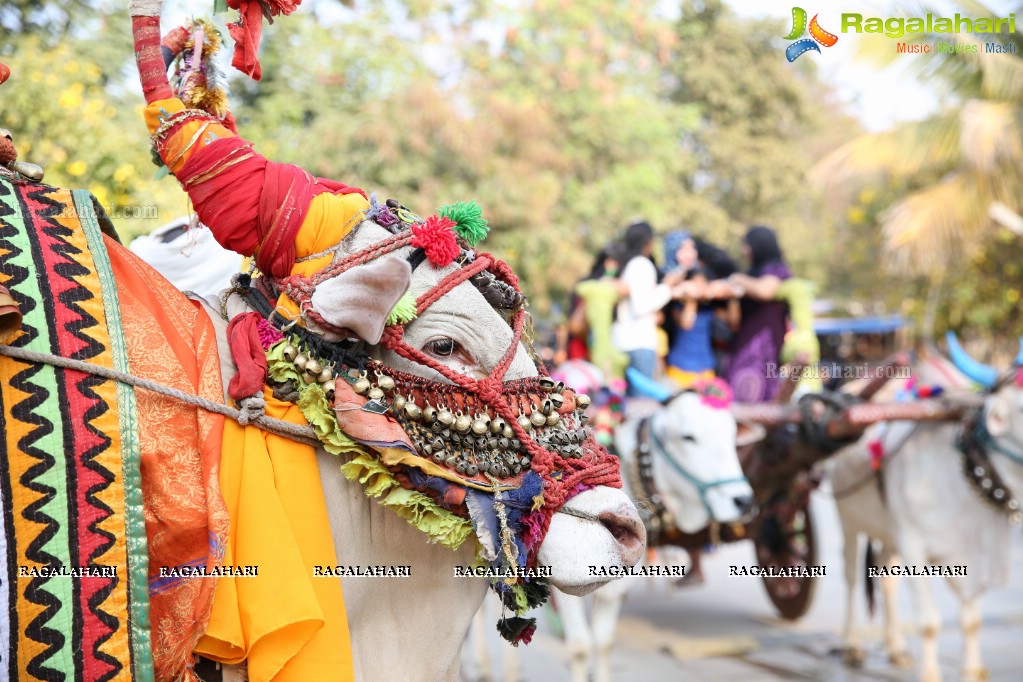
[
  {"xmin": 496, "ymin": 616, "xmax": 537, "ymax": 646},
  {"xmin": 411, "ymin": 215, "xmax": 460, "ymax": 267},
  {"xmin": 438, "ymin": 200, "xmax": 490, "ymax": 247},
  {"xmin": 387, "ymin": 293, "xmax": 418, "ymax": 326}
]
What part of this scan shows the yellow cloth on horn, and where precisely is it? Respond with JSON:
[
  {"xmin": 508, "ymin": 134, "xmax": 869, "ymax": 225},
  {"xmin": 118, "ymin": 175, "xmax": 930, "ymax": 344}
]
[{"xmin": 194, "ymin": 390, "xmax": 354, "ymax": 681}]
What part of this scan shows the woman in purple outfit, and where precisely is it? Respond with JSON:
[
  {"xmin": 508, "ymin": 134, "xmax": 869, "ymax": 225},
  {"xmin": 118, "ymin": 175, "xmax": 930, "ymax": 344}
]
[{"xmin": 725, "ymin": 226, "xmax": 792, "ymax": 403}]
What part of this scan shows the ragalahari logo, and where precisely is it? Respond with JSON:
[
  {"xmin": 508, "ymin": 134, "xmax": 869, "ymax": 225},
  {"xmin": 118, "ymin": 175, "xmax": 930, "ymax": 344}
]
[{"xmin": 784, "ymin": 7, "xmax": 838, "ymax": 61}]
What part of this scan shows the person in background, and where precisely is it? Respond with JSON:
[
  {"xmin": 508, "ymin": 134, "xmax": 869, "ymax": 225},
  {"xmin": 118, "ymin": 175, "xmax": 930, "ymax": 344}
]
[
  {"xmin": 573, "ymin": 244, "xmax": 631, "ymax": 384},
  {"xmin": 694, "ymin": 237, "xmax": 742, "ymax": 376},
  {"xmin": 725, "ymin": 226, "xmax": 792, "ymax": 402},
  {"xmin": 662, "ymin": 230, "xmax": 715, "ymax": 388},
  {"xmin": 611, "ymin": 221, "xmax": 684, "ymax": 395}
]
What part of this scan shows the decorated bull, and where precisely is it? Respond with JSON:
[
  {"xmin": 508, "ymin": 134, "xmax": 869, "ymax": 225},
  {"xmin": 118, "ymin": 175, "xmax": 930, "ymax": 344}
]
[
  {"xmin": 831, "ymin": 338, "xmax": 1023, "ymax": 682},
  {"xmin": 553, "ymin": 373, "xmax": 755, "ymax": 682},
  {"xmin": 0, "ymin": 5, "xmax": 645, "ymax": 682}
]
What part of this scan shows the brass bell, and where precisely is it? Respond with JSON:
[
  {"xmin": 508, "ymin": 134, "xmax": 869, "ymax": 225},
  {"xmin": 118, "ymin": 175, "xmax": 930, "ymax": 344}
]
[
  {"xmin": 323, "ymin": 379, "xmax": 336, "ymax": 395},
  {"xmin": 549, "ymin": 393, "xmax": 564, "ymax": 409},
  {"xmin": 422, "ymin": 405, "xmax": 438, "ymax": 424},
  {"xmin": 546, "ymin": 412, "xmax": 560, "ymax": 427},
  {"xmin": 353, "ymin": 377, "xmax": 372, "ymax": 395},
  {"xmin": 405, "ymin": 402, "xmax": 422, "ymax": 420},
  {"xmin": 490, "ymin": 418, "xmax": 505, "ymax": 435},
  {"xmin": 302, "ymin": 372, "xmax": 316, "ymax": 384},
  {"xmin": 454, "ymin": 414, "xmax": 472, "ymax": 433},
  {"xmin": 530, "ymin": 410, "xmax": 547, "ymax": 428},
  {"xmin": 378, "ymin": 375, "xmax": 396, "ymax": 392},
  {"xmin": 502, "ymin": 425, "xmax": 514, "ymax": 439},
  {"xmin": 433, "ymin": 450, "xmax": 446, "ymax": 463},
  {"xmin": 541, "ymin": 399, "xmax": 553, "ymax": 416},
  {"xmin": 438, "ymin": 409, "xmax": 455, "ymax": 427},
  {"xmin": 466, "ymin": 464, "xmax": 479, "ymax": 476},
  {"xmin": 538, "ymin": 378, "xmax": 556, "ymax": 392},
  {"xmin": 576, "ymin": 393, "xmax": 591, "ymax": 410},
  {"xmin": 306, "ymin": 359, "xmax": 323, "ymax": 375},
  {"xmin": 368, "ymin": 387, "xmax": 385, "ymax": 401},
  {"xmin": 392, "ymin": 394, "xmax": 407, "ymax": 411},
  {"xmin": 471, "ymin": 417, "xmax": 489, "ymax": 436},
  {"xmin": 317, "ymin": 367, "xmax": 334, "ymax": 383},
  {"xmin": 282, "ymin": 344, "xmax": 298, "ymax": 361},
  {"xmin": 294, "ymin": 353, "xmax": 309, "ymax": 370},
  {"xmin": 517, "ymin": 415, "xmax": 533, "ymax": 432}
]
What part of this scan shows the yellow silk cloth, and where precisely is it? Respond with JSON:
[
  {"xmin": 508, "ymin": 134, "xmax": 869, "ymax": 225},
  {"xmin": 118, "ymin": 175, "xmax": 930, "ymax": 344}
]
[
  {"xmin": 665, "ymin": 366, "xmax": 715, "ymax": 388},
  {"xmin": 194, "ymin": 391, "xmax": 354, "ymax": 681},
  {"xmin": 145, "ymin": 98, "xmax": 371, "ymax": 680}
]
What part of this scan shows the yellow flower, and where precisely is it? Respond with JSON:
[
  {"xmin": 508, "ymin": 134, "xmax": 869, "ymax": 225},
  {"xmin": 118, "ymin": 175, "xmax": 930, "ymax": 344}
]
[
  {"xmin": 59, "ymin": 86, "xmax": 84, "ymax": 110},
  {"xmin": 66, "ymin": 160, "xmax": 87, "ymax": 177},
  {"xmin": 1007, "ymin": 289, "xmax": 1020, "ymax": 304},
  {"xmin": 847, "ymin": 207, "xmax": 866, "ymax": 225},
  {"xmin": 92, "ymin": 186, "xmax": 110, "ymax": 207},
  {"xmin": 113, "ymin": 164, "xmax": 135, "ymax": 183}
]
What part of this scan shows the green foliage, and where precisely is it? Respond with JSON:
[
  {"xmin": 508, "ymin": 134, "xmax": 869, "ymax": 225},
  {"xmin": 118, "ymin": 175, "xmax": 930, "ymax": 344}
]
[{"xmin": 0, "ymin": 28, "xmax": 183, "ymax": 240}]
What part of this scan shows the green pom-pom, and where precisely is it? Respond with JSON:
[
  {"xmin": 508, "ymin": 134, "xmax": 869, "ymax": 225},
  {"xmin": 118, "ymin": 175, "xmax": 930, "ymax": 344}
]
[
  {"xmin": 387, "ymin": 293, "xmax": 418, "ymax": 326},
  {"xmin": 438, "ymin": 200, "xmax": 490, "ymax": 247}
]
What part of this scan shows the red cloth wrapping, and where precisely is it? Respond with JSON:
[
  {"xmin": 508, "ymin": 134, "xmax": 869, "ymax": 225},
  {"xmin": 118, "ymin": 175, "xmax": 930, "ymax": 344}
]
[
  {"xmin": 133, "ymin": 15, "xmax": 173, "ymax": 103},
  {"xmin": 226, "ymin": 0, "xmax": 303, "ymax": 81},
  {"xmin": 174, "ymin": 135, "xmax": 365, "ymax": 278},
  {"xmin": 226, "ymin": 312, "xmax": 268, "ymax": 400}
]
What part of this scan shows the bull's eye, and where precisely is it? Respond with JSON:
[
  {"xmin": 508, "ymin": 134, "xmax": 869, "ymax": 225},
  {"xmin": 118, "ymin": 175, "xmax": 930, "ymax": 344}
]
[{"xmin": 425, "ymin": 337, "xmax": 458, "ymax": 357}]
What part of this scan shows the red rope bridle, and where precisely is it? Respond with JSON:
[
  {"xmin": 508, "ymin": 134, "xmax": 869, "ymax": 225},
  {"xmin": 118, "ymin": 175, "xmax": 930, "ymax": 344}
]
[{"xmin": 278, "ymin": 229, "xmax": 621, "ymax": 549}]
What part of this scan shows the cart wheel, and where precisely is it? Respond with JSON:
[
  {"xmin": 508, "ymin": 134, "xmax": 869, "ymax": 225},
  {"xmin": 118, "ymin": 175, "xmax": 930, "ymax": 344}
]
[{"xmin": 754, "ymin": 499, "xmax": 818, "ymax": 620}]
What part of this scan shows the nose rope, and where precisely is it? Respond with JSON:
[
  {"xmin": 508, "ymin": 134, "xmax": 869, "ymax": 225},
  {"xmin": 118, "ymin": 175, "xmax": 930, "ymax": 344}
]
[{"xmin": 556, "ymin": 506, "xmax": 602, "ymax": 524}]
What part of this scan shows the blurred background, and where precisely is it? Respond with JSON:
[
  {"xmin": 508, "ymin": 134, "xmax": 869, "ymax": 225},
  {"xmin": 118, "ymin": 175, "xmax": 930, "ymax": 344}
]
[{"xmin": 3, "ymin": 0, "xmax": 1023, "ymax": 358}]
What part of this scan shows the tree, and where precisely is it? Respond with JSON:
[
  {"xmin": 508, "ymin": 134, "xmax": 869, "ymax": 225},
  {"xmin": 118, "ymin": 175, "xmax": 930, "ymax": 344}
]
[{"xmin": 813, "ymin": 1, "xmax": 1023, "ymax": 275}]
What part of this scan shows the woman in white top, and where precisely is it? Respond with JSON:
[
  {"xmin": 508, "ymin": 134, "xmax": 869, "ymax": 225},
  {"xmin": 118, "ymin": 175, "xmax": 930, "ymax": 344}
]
[{"xmin": 611, "ymin": 221, "xmax": 684, "ymax": 395}]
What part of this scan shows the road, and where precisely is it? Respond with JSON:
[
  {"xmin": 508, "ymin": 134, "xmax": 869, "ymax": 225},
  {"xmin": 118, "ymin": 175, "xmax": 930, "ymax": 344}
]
[{"xmin": 461, "ymin": 485, "xmax": 1023, "ymax": 681}]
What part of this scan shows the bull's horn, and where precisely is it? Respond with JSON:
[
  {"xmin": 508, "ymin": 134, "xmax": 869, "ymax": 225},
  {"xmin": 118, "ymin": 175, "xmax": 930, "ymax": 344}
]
[
  {"xmin": 130, "ymin": 0, "xmax": 173, "ymax": 105},
  {"xmin": 945, "ymin": 331, "xmax": 997, "ymax": 389},
  {"xmin": 625, "ymin": 368, "xmax": 673, "ymax": 402}
]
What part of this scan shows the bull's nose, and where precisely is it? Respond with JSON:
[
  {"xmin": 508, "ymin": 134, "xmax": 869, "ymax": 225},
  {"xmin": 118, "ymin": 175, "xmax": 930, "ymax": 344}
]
[
  {"xmin": 599, "ymin": 504, "xmax": 646, "ymax": 567},
  {"xmin": 734, "ymin": 494, "xmax": 756, "ymax": 517}
]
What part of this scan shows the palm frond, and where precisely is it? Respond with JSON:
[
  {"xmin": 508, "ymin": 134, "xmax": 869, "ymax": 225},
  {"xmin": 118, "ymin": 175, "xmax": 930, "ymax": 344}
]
[
  {"xmin": 881, "ymin": 171, "xmax": 993, "ymax": 273},
  {"xmin": 810, "ymin": 114, "xmax": 960, "ymax": 187},
  {"xmin": 958, "ymin": 100, "xmax": 1023, "ymax": 170}
]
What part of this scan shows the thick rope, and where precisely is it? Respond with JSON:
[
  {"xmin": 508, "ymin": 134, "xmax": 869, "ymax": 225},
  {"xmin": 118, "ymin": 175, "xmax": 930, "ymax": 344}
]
[{"xmin": 0, "ymin": 344, "xmax": 321, "ymax": 447}]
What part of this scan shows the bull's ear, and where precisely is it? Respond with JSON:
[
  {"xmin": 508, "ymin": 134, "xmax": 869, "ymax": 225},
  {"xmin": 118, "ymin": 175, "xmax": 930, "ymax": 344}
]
[
  {"xmin": 986, "ymin": 390, "xmax": 1012, "ymax": 438},
  {"xmin": 310, "ymin": 256, "xmax": 412, "ymax": 345}
]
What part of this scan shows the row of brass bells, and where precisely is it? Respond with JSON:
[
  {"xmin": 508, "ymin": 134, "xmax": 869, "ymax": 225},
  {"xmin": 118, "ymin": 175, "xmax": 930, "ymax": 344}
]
[{"xmin": 284, "ymin": 344, "xmax": 338, "ymax": 397}]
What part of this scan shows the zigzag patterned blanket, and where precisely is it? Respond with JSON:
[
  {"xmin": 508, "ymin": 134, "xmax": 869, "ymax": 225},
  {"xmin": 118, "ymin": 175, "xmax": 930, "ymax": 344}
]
[
  {"xmin": 0, "ymin": 177, "xmax": 229, "ymax": 682},
  {"xmin": 0, "ymin": 178, "xmax": 153, "ymax": 681}
]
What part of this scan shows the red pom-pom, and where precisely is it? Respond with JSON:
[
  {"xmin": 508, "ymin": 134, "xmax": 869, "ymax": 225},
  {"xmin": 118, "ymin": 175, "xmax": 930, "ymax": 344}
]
[
  {"xmin": 515, "ymin": 621, "xmax": 536, "ymax": 646},
  {"xmin": 411, "ymin": 215, "xmax": 460, "ymax": 267}
]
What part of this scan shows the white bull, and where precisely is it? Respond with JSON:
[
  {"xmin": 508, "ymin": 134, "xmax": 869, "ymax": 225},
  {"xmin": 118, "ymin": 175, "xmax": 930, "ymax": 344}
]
[
  {"xmin": 554, "ymin": 387, "xmax": 756, "ymax": 682},
  {"xmin": 832, "ymin": 341, "xmax": 1023, "ymax": 682}
]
